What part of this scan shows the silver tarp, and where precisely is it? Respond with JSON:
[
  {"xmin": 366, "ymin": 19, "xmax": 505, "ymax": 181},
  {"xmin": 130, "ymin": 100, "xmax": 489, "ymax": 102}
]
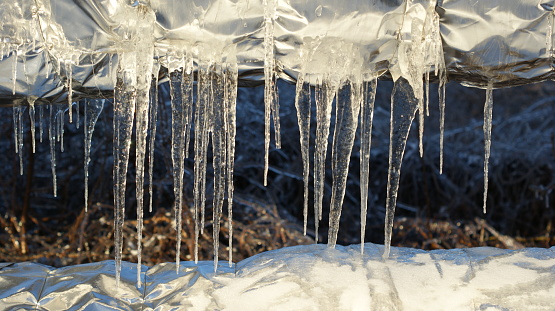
[
  {"xmin": 0, "ymin": 0, "xmax": 553, "ymax": 106},
  {"xmin": 1, "ymin": 244, "xmax": 555, "ymax": 310}
]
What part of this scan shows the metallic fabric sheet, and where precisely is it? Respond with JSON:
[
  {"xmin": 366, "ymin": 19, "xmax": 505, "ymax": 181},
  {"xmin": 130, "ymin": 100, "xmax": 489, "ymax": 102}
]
[
  {"xmin": 1, "ymin": 245, "xmax": 554, "ymax": 310},
  {"xmin": 0, "ymin": 0, "xmax": 553, "ymax": 106}
]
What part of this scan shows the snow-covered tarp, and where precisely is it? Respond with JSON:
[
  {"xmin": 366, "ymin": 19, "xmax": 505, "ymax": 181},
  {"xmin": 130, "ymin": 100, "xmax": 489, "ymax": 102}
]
[{"xmin": 1, "ymin": 244, "xmax": 555, "ymax": 310}]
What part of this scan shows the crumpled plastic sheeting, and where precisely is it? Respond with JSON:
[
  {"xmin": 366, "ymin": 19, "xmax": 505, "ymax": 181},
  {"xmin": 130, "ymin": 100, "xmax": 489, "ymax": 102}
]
[
  {"xmin": 1, "ymin": 244, "xmax": 555, "ymax": 310},
  {"xmin": 0, "ymin": 0, "xmax": 554, "ymax": 106}
]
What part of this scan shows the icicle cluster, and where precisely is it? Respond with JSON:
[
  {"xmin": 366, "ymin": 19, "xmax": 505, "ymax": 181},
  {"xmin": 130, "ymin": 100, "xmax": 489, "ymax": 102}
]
[
  {"xmin": 166, "ymin": 49, "xmax": 238, "ymax": 271},
  {"xmin": 2, "ymin": 0, "xmax": 517, "ymax": 289}
]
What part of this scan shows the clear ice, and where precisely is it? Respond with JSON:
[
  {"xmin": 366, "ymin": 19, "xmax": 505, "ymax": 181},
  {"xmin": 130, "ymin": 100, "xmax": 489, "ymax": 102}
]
[
  {"xmin": 483, "ymin": 81, "xmax": 494, "ymax": 214},
  {"xmin": 170, "ymin": 68, "xmax": 186, "ymax": 269},
  {"xmin": 359, "ymin": 78, "xmax": 377, "ymax": 253},
  {"xmin": 148, "ymin": 67, "xmax": 159, "ymax": 214},
  {"xmin": 84, "ymin": 99, "xmax": 104, "ymax": 212},
  {"xmin": 28, "ymin": 98, "xmax": 36, "ymax": 154},
  {"xmin": 113, "ymin": 53, "xmax": 137, "ymax": 287},
  {"xmin": 313, "ymin": 78, "xmax": 336, "ymax": 242},
  {"xmin": 48, "ymin": 105, "xmax": 57, "ymax": 197},
  {"xmin": 328, "ymin": 79, "xmax": 361, "ymax": 248},
  {"xmin": 263, "ymin": 0, "xmax": 278, "ymax": 186},
  {"xmin": 383, "ymin": 79, "xmax": 420, "ymax": 259},
  {"xmin": 294, "ymin": 78, "xmax": 311, "ymax": 235}
]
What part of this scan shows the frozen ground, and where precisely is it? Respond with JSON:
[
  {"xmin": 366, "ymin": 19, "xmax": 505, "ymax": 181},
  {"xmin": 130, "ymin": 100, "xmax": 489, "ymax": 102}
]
[{"xmin": 1, "ymin": 243, "xmax": 554, "ymax": 310}]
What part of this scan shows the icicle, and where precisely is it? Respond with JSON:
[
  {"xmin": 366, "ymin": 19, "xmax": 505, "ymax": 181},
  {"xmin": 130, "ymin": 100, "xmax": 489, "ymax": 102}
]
[
  {"xmin": 313, "ymin": 78, "xmax": 336, "ymax": 242},
  {"xmin": 359, "ymin": 78, "xmax": 377, "ymax": 253},
  {"xmin": 225, "ymin": 62, "xmax": 238, "ymax": 267},
  {"xmin": 170, "ymin": 68, "xmax": 185, "ymax": 269},
  {"xmin": 48, "ymin": 105, "xmax": 57, "ymax": 197},
  {"xmin": 263, "ymin": 0, "xmax": 277, "ymax": 186},
  {"xmin": 183, "ymin": 56, "xmax": 194, "ymax": 158},
  {"xmin": 134, "ymin": 7, "xmax": 155, "ymax": 286},
  {"xmin": 383, "ymin": 78, "xmax": 420, "ymax": 259},
  {"xmin": 483, "ymin": 81, "xmax": 494, "ymax": 214},
  {"xmin": 75, "ymin": 100, "xmax": 80, "ymax": 129},
  {"xmin": 18, "ymin": 105, "xmax": 24, "ymax": 175},
  {"xmin": 39, "ymin": 105, "xmax": 43, "ymax": 143},
  {"xmin": 28, "ymin": 99, "xmax": 36, "ymax": 154},
  {"xmin": 211, "ymin": 65, "xmax": 226, "ymax": 271},
  {"xmin": 58, "ymin": 105, "xmax": 65, "ymax": 152},
  {"xmin": 272, "ymin": 76, "xmax": 281, "ymax": 149},
  {"xmin": 328, "ymin": 79, "xmax": 362, "ymax": 248},
  {"xmin": 294, "ymin": 78, "xmax": 311, "ymax": 235},
  {"xmin": 134, "ymin": 52, "xmax": 153, "ymax": 288},
  {"xmin": 438, "ymin": 71, "xmax": 446, "ymax": 174},
  {"xmin": 194, "ymin": 63, "xmax": 212, "ymax": 263},
  {"xmin": 55, "ymin": 105, "xmax": 61, "ymax": 143},
  {"xmin": 84, "ymin": 99, "xmax": 103, "ymax": 212},
  {"xmin": 13, "ymin": 106, "xmax": 19, "ymax": 154},
  {"xmin": 148, "ymin": 69, "xmax": 159, "ymax": 214},
  {"xmin": 113, "ymin": 51, "xmax": 137, "ymax": 288},
  {"xmin": 199, "ymin": 67, "xmax": 213, "ymax": 236}
]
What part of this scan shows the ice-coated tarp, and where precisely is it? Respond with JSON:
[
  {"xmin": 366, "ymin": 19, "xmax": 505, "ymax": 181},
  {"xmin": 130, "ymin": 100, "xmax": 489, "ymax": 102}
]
[
  {"xmin": 0, "ymin": 0, "xmax": 554, "ymax": 106},
  {"xmin": 1, "ymin": 244, "xmax": 555, "ymax": 310}
]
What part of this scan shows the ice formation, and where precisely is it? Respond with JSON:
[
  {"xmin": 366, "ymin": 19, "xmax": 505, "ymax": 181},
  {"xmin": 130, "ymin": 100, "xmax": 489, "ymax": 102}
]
[{"xmin": 3, "ymin": 0, "xmax": 545, "ymax": 289}]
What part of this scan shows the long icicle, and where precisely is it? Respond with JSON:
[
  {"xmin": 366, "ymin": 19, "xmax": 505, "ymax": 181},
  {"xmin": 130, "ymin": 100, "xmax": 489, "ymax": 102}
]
[
  {"xmin": 148, "ymin": 67, "xmax": 159, "ymax": 213},
  {"xmin": 170, "ymin": 68, "xmax": 185, "ymax": 270},
  {"xmin": 313, "ymin": 77, "xmax": 335, "ymax": 242},
  {"xmin": 194, "ymin": 62, "xmax": 211, "ymax": 263},
  {"xmin": 225, "ymin": 62, "xmax": 238, "ymax": 267},
  {"xmin": 212, "ymin": 65, "xmax": 226, "ymax": 271},
  {"xmin": 438, "ymin": 71, "xmax": 446, "ymax": 174},
  {"xmin": 39, "ymin": 105, "xmax": 44, "ymax": 143},
  {"xmin": 262, "ymin": 0, "xmax": 276, "ymax": 186},
  {"xmin": 328, "ymin": 79, "xmax": 361, "ymax": 247},
  {"xmin": 113, "ymin": 51, "xmax": 137, "ymax": 288},
  {"xmin": 48, "ymin": 105, "xmax": 57, "ymax": 197},
  {"xmin": 84, "ymin": 99, "xmax": 104, "ymax": 212},
  {"xmin": 13, "ymin": 106, "xmax": 18, "ymax": 155},
  {"xmin": 272, "ymin": 75, "xmax": 281, "ymax": 150},
  {"xmin": 294, "ymin": 77, "xmax": 311, "ymax": 235},
  {"xmin": 359, "ymin": 78, "xmax": 377, "ymax": 253},
  {"xmin": 483, "ymin": 81, "xmax": 494, "ymax": 214},
  {"xmin": 383, "ymin": 78, "xmax": 419, "ymax": 259},
  {"xmin": 18, "ymin": 105, "xmax": 25, "ymax": 175},
  {"xmin": 183, "ymin": 56, "xmax": 194, "ymax": 159},
  {"xmin": 134, "ymin": 14, "xmax": 154, "ymax": 285}
]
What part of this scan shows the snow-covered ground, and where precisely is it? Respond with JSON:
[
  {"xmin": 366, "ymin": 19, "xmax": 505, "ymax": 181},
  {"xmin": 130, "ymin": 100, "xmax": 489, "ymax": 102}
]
[{"xmin": 1, "ymin": 243, "xmax": 554, "ymax": 310}]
